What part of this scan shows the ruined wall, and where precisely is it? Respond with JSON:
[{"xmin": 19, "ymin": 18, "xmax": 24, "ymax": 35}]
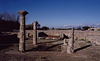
[{"xmin": 26, "ymin": 30, "xmax": 100, "ymax": 41}]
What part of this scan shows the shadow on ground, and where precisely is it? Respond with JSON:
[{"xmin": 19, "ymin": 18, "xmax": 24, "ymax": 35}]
[
  {"xmin": 38, "ymin": 39, "xmax": 62, "ymax": 44},
  {"xmin": 74, "ymin": 45, "xmax": 91, "ymax": 53},
  {"xmin": 26, "ymin": 43, "xmax": 63, "ymax": 52},
  {"xmin": 0, "ymin": 34, "xmax": 19, "ymax": 50}
]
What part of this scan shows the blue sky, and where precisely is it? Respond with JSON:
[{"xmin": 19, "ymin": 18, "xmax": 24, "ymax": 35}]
[{"xmin": 0, "ymin": 0, "xmax": 100, "ymax": 27}]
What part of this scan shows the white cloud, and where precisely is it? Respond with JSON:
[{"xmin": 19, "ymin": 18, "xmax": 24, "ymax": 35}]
[
  {"xmin": 64, "ymin": 25, "xmax": 69, "ymax": 26},
  {"xmin": 95, "ymin": 23, "xmax": 100, "ymax": 25}
]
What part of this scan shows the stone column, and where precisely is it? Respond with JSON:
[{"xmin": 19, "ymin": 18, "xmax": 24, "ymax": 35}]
[
  {"xmin": 18, "ymin": 10, "xmax": 28, "ymax": 52},
  {"xmin": 61, "ymin": 38, "xmax": 67, "ymax": 52},
  {"xmin": 67, "ymin": 28, "xmax": 74, "ymax": 54},
  {"xmin": 63, "ymin": 38, "xmax": 67, "ymax": 45},
  {"xmin": 33, "ymin": 21, "xmax": 37, "ymax": 45}
]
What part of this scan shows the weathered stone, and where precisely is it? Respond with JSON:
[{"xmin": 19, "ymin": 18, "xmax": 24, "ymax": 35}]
[
  {"xmin": 18, "ymin": 10, "xmax": 28, "ymax": 52},
  {"xmin": 26, "ymin": 33, "xmax": 29, "ymax": 38},
  {"xmin": 61, "ymin": 45, "xmax": 67, "ymax": 53},
  {"xmin": 60, "ymin": 34, "xmax": 64, "ymax": 39},
  {"xmin": 25, "ymin": 30, "xmax": 100, "ymax": 45},
  {"xmin": 90, "ymin": 35, "xmax": 100, "ymax": 46},
  {"xmin": 91, "ymin": 40, "xmax": 97, "ymax": 46},
  {"xmin": 67, "ymin": 28, "xmax": 74, "ymax": 54},
  {"xmin": 63, "ymin": 38, "xmax": 67, "ymax": 45},
  {"xmin": 62, "ymin": 38, "xmax": 68, "ymax": 52},
  {"xmin": 33, "ymin": 21, "xmax": 37, "ymax": 45}
]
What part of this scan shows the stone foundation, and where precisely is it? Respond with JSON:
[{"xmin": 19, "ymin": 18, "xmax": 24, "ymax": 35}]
[{"xmin": 17, "ymin": 30, "xmax": 100, "ymax": 45}]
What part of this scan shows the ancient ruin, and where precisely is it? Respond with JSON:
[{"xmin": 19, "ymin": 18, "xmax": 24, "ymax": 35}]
[
  {"xmin": 67, "ymin": 28, "xmax": 74, "ymax": 54},
  {"xmin": 1, "ymin": 0, "xmax": 100, "ymax": 60},
  {"xmin": 18, "ymin": 10, "xmax": 28, "ymax": 52},
  {"xmin": 17, "ymin": 10, "xmax": 75, "ymax": 53},
  {"xmin": 17, "ymin": 11, "xmax": 100, "ymax": 55},
  {"xmin": 1, "ymin": 10, "xmax": 100, "ymax": 61},
  {"xmin": 33, "ymin": 21, "xmax": 38, "ymax": 45}
]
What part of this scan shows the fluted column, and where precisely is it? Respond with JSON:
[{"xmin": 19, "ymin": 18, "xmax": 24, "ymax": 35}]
[
  {"xmin": 67, "ymin": 28, "xmax": 74, "ymax": 54},
  {"xmin": 18, "ymin": 10, "xmax": 28, "ymax": 52},
  {"xmin": 33, "ymin": 21, "xmax": 37, "ymax": 45}
]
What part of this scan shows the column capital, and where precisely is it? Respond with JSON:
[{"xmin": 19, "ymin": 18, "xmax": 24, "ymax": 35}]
[
  {"xmin": 18, "ymin": 10, "xmax": 28, "ymax": 16},
  {"xmin": 34, "ymin": 21, "xmax": 38, "ymax": 23}
]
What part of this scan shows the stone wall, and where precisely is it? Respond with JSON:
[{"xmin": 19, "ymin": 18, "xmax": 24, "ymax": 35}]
[{"xmin": 26, "ymin": 30, "xmax": 100, "ymax": 42}]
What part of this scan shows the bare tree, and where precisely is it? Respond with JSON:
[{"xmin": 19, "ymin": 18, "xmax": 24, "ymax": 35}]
[
  {"xmin": 0, "ymin": 12, "xmax": 3, "ymax": 21},
  {"xmin": 2, "ymin": 11, "xmax": 18, "ymax": 21},
  {"xmin": 0, "ymin": 11, "xmax": 19, "ymax": 31}
]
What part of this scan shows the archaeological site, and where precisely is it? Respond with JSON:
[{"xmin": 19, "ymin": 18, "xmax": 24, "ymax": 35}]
[{"xmin": 0, "ymin": 10, "xmax": 100, "ymax": 61}]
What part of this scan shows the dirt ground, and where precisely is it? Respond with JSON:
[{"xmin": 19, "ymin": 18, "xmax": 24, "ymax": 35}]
[{"xmin": 0, "ymin": 36, "xmax": 100, "ymax": 61}]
